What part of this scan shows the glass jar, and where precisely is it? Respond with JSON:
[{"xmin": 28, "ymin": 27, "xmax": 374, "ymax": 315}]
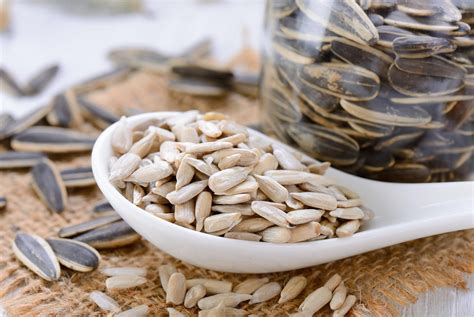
[{"xmin": 261, "ymin": 0, "xmax": 474, "ymax": 183}]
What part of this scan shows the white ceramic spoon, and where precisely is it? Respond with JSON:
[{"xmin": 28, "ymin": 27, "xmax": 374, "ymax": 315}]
[{"xmin": 91, "ymin": 112, "xmax": 474, "ymax": 273}]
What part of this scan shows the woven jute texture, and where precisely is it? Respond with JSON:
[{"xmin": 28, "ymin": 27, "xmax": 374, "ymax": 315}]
[{"xmin": 0, "ymin": 70, "xmax": 473, "ymax": 317}]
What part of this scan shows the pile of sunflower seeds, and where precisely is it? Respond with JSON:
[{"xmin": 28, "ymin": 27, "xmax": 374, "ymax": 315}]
[
  {"xmin": 157, "ymin": 265, "xmax": 356, "ymax": 316},
  {"xmin": 109, "ymin": 111, "xmax": 373, "ymax": 242},
  {"xmin": 262, "ymin": 0, "xmax": 474, "ymax": 183},
  {"xmin": 88, "ymin": 262, "xmax": 357, "ymax": 316}
]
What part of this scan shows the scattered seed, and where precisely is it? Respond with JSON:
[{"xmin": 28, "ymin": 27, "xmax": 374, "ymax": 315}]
[
  {"xmin": 115, "ymin": 305, "xmax": 149, "ymax": 317},
  {"xmin": 159, "ymin": 264, "xmax": 177, "ymax": 292},
  {"xmin": 0, "ymin": 151, "xmax": 46, "ymax": 169},
  {"xmin": 106, "ymin": 275, "xmax": 147, "ymax": 290},
  {"xmin": 186, "ymin": 278, "xmax": 232, "ymax": 294},
  {"xmin": 11, "ymin": 126, "xmax": 96, "ymax": 153},
  {"xmin": 279, "ymin": 276, "xmax": 308, "ymax": 304},
  {"xmin": 101, "ymin": 267, "xmax": 147, "ymax": 277},
  {"xmin": 298, "ymin": 285, "xmax": 332, "ymax": 314},
  {"xmin": 249, "ymin": 282, "xmax": 281, "ymax": 304},
  {"xmin": 197, "ymin": 293, "xmax": 252, "ymax": 310},
  {"xmin": 184, "ymin": 284, "xmax": 207, "ymax": 308},
  {"xmin": 73, "ymin": 221, "xmax": 140, "ymax": 249},
  {"xmin": 46, "ymin": 238, "xmax": 100, "ymax": 272},
  {"xmin": 333, "ymin": 294, "xmax": 357, "ymax": 317},
  {"xmin": 60, "ymin": 166, "xmax": 95, "ymax": 188},
  {"xmin": 12, "ymin": 232, "xmax": 61, "ymax": 281},
  {"xmin": 330, "ymin": 281, "xmax": 347, "ymax": 310},
  {"xmin": 89, "ymin": 291, "xmax": 120, "ymax": 312},
  {"xmin": 31, "ymin": 159, "xmax": 67, "ymax": 213}
]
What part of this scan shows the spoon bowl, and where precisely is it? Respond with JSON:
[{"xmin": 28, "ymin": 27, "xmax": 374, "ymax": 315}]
[{"xmin": 91, "ymin": 112, "xmax": 474, "ymax": 273}]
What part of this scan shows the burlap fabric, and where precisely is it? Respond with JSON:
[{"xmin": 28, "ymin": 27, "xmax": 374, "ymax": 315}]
[{"xmin": 0, "ymin": 70, "xmax": 473, "ymax": 317}]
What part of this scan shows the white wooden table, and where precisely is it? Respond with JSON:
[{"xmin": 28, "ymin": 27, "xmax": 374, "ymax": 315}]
[{"xmin": 0, "ymin": 1, "xmax": 472, "ymax": 316}]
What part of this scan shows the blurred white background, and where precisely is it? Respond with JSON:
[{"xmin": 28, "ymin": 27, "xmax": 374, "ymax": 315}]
[{"xmin": 0, "ymin": 0, "xmax": 265, "ymax": 117}]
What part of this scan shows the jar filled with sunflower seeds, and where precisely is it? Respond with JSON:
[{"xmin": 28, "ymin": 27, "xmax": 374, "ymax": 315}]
[{"xmin": 261, "ymin": 0, "xmax": 474, "ymax": 183}]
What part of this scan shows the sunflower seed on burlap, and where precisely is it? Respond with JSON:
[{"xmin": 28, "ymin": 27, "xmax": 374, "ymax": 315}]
[
  {"xmin": 1, "ymin": 104, "xmax": 52, "ymax": 140},
  {"xmin": 197, "ymin": 293, "xmax": 252, "ymax": 310},
  {"xmin": 0, "ymin": 196, "xmax": 6, "ymax": 209},
  {"xmin": 186, "ymin": 278, "xmax": 232, "ymax": 294},
  {"xmin": 279, "ymin": 275, "xmax": 308, "ymax": 304},
  {"xmin": 233, "ymin": 277, "xmax": 269, "ymax": 294},
  {"xmin": 92, "ymin": 200, "xmax": 115, "ymax": 216},
  {"xmin": 46, "ymin": 238, "xmax": 100, "ymax": 272},
  {"xmin": 0, "ymin": 151, "xmax": 46, "ymax": 169},
  {"xmin": 60, "ymin": 166, "xmax": 95, "ymax": 188},
  {"xmin": 299, "ymin": 285, "xmax": 332, "ymax": 314},
  {"xmin": 12, "ymin": 232, "xmax": 61, "ymax": 281},
  {"xmin": 198, "ymin": 302, "xmax": 247, "ymax": 317},
  {"xmin": 77, "ymin": 95, "xmax": 119, "ymax": 129},
  {"xmin": 11, "ymin": 126, "xmax": 96, "ymax": 153},
  {"xmin": 73, "ymin": 220, "xmax": 140, "ymax": 249},
  {"xmin": 106, "ymin": 275, "xmax": 147, "ymax": 290},
  {"xmin": 158, "ymin": 264, "xmax": 177, "ymax": 292},
  {"xmin": 89, "ymin": 291, "xmax": 120, "ymax": 313},
  {"xmin": 58, "ymin": 213, "xmax": 121, "ymax": 238},
  {"xmin": 249, "ymin": 282, "xmax": 282, "ymax": 304},
  {"xmin": 101, "ymin": 267, "xmax": 146, "ymax": 277},
  {"xmin": 31, "ymin": 159, "xmax": 67, "ymax": 213},
  {"xmin": 166, "ymin": 272, "xmax": 187, "ymax": 305},
  {"xmin": 334, "ymin": 294, "xmax": 357, "ymax": 317},
  {"xmin": 184, "ymin": 284, "xmax": 206, "ymax": 308},
  {"xmin": 116, "ymin": 305, "xmax": 149, "ymax": 317},
  {"xmin": 46, "ymin": 92, "xmax": 82, "ymax": 128},
  {"xmin": 330, "ymin": 281, "xmax": 348, "ymax": 310}
]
